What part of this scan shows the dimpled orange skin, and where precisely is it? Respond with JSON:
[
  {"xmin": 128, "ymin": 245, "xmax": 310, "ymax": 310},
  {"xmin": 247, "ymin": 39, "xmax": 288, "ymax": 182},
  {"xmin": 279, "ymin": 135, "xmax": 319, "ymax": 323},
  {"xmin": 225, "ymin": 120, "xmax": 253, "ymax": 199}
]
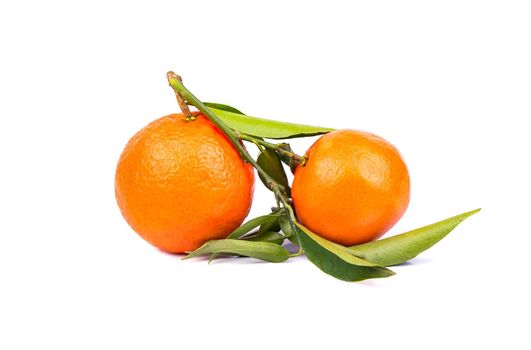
[
  {"xmin": 115, "ymin": 114, "xmax": 254, "ymax": 253},
  {"xmin": 292, "ymin": 130, "xmax": 410, "ymax": 246}
]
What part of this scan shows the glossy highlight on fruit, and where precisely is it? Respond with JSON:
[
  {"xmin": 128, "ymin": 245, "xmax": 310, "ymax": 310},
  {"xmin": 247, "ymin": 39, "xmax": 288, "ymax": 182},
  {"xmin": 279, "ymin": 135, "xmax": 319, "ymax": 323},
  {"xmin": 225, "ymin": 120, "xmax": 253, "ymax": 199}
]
[
  {"xmin": 292, "ymin": 129, "xmax": 410, "ymax": 246},
  {"xmin": 115, "ymin": 113, "xmax": 255, "ymax": 253}
]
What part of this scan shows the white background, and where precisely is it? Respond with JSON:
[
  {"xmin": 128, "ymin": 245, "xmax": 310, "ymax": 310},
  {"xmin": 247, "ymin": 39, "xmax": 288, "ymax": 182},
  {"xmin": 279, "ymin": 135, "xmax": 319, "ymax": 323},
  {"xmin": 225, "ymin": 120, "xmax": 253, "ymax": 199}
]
[{"xmin": 1, "ymin": 1, "xmax": 530, "ymax": 349}]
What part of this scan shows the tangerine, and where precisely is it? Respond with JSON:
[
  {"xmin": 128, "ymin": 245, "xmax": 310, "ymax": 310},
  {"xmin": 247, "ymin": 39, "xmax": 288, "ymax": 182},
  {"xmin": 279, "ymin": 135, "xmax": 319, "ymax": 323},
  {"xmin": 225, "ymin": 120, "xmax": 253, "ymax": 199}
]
[
  {"xmin": 292, "ymin": 129, "xmax": 410, "ymax": 246},
  {"xmin": 115, "ymin": 113, "xmax": 254, "ymax": 253}
]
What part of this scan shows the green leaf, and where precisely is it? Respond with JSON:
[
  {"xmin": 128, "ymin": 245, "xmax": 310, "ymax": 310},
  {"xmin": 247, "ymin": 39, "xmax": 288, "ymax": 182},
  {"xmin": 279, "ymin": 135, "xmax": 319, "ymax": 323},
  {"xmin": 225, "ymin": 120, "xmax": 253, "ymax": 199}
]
[
  {"xmin": 347, "ymin": 208, "xmax": 481, "ymax": 266},
  {"xmin": 257, "ymin": 148, "xmax": 291, "ymax": 197},
  {"xmin": 246, "ymin": 231, "xmax": 285, "ymax": 245},
  {"xmin": 227, "ymin": 212, "xmax": 281, "ymax": 240},
  {"xmin": 202, "ymin": 102, "xmax": 244, "ymax": 115},
  {"xmin": 294, "ymin": 223, "xmax": 395, "ymax": 282},
  {"xmin": 258, "ymin": 213, "xmax": 281, "ymax": 234},
  {"xmin": 279, "ymin": 212, "xmax": 299, "ymax": 246},
  {"xmin": 184, "ymin": 239, "xmax": 289, "ymax": 263},
  {"xmin": 279, "ymin": 212, "xmax": 294, "ymax": 236},
  {"xmin": 209, "ymin": 107, "xmax": 334, "ymax": 139}
]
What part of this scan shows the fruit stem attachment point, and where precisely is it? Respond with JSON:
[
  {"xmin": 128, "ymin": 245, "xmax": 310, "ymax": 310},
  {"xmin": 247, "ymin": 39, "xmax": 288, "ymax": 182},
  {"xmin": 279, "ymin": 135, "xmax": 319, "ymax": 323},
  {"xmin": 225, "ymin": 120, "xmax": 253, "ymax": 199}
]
[{"xmin": 166, "ymin": 72, "xmax": 194, "ymax": 120}]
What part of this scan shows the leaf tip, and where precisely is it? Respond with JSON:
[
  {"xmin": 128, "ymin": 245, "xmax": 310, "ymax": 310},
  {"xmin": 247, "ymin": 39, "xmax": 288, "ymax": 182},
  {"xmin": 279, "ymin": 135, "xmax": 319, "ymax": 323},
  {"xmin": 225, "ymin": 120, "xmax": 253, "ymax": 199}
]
[
  {"xmin": 380, "ymin": 267, "xmax": 396, "ymax": 277},
  {"xmin": 465, "ymin": 208, "xmax": 482, "ymax": 217},
  {"xmin": 182, "ymin": 252, "xmax": 194, "ymax": 260}
]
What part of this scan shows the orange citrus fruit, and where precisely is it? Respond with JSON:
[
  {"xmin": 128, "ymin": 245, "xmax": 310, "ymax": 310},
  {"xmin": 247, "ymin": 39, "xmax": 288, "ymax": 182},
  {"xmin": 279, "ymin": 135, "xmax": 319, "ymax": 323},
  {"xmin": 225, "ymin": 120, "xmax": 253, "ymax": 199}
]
[
  {"xmin": 292, "ymin": 129, "xmax": 410, "ymax": 246},
  {"xmin": 115, "ymin": 113, "xmax": 254, "ymax": 253}
]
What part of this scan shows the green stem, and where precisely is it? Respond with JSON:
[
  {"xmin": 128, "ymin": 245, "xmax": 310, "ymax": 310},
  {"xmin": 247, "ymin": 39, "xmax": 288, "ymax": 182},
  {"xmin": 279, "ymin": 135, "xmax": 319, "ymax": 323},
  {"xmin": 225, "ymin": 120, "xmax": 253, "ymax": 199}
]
[
  {"xmin": 238, "ymin": 134, "xmax": 306, "ymax": 166},
  {"xmin": 167, "ymin": 72, "xmax": 283, "ymax": 195},
  {"xmin": 289, "ymin": 248, "xmax": 304, "ymax": 258}
]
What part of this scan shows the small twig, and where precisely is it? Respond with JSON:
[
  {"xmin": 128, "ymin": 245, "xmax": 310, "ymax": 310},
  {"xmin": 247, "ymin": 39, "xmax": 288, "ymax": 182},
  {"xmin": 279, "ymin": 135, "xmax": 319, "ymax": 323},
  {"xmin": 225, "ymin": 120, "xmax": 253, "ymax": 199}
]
[{"xmin": 239, "ymin": 134, "xmax": 307, "ymax": 166}]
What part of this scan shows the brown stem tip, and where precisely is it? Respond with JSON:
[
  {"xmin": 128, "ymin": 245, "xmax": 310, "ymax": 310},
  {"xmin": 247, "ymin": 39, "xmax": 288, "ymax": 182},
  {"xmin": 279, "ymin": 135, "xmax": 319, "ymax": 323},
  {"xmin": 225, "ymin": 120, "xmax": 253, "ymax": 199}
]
[{"xmin": 167, "ymin": 72, "xmax": 194, "ymax": 120}]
